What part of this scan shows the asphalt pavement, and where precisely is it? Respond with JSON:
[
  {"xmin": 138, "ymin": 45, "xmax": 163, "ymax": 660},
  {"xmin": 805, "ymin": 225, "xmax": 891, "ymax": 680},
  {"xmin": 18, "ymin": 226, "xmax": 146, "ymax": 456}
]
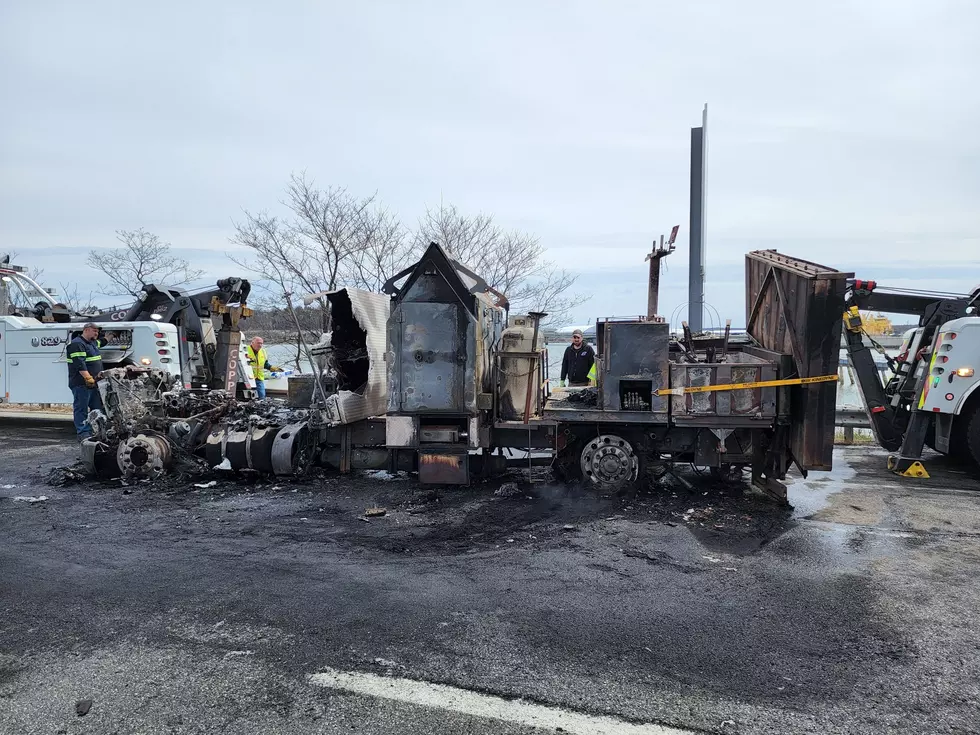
[{"xmin": 2, "ymin": 417, "xmax": 979, "ymax": 734}]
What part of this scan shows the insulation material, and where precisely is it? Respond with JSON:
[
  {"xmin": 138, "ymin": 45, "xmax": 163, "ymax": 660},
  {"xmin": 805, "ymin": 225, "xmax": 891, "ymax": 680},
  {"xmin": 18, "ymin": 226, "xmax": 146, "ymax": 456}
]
[{"xmin": 310, "ymin": 288, "xmax": 390, "ymax": 426}]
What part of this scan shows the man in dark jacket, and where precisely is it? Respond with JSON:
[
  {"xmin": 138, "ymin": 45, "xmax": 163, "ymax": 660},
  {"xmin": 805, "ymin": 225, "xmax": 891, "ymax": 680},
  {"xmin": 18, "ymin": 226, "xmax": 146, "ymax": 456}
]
[
  {"xmin": 66, "ymin": 322, "xmax": 104, "ymax": 439},
  {"xmin": 560, "ymin": 329, "xmax": 595, "ymax": 387}
]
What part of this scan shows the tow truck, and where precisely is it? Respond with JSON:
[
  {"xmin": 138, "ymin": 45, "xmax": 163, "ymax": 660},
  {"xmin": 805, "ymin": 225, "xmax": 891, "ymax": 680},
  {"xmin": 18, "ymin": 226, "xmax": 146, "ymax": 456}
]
[
  {"xmin": 1, "ymin": 255, "xmax": 258, "ymax": 405},
  {"xmin": 843, "ymin": 279, "xmax": 980, "ymax": 475}
]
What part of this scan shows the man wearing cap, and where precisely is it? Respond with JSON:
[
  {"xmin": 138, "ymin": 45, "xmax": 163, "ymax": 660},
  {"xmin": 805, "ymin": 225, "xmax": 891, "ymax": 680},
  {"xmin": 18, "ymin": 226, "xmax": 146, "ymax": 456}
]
[
  {"xmin": 66, "ymin": 322, "xmax": 104, "ymax": 440},
  {"xmin": 559, "ymin": 329, "xmax": 596, "ymax": 388}
]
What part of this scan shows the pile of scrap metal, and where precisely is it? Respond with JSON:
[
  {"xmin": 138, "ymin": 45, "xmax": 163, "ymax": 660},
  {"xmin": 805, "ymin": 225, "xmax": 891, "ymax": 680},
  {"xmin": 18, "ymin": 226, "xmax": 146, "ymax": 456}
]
[
  {"xmin": 79, "ymin": 287, "xmax": 390, "ymax": 482},
  {"xmin": 81, "ymin": 365, "xmax": 240, "ymax": 479}
]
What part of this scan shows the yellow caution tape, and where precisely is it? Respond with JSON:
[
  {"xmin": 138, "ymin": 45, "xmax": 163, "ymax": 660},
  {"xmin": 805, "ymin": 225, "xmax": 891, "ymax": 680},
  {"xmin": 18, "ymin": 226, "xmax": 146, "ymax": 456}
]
[{"xmin": 656, "ymin": 373, "xmax": 839, "ymax": 397}]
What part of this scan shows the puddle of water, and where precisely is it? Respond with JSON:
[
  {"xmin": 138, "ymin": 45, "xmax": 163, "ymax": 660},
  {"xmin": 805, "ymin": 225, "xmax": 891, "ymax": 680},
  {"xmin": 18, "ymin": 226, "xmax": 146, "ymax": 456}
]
[{"xmin": 788, "ymin": 448, "xmax": 860, "ymax": 520}]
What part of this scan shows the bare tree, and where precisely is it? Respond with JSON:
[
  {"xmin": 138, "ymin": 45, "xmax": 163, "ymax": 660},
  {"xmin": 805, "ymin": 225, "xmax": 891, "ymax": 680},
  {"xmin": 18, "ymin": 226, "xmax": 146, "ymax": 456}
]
[
  {"xmin": 231, "ymin": 173, "xmax": 416, "ymax": 333},
  {"xmin": 344, "ymin": 204, "xmax": 414, "ymax": 293},
  {"xmin": 414, "ymin": 204, "xmax": 587, "ymax": 324},
  {"xmin": 87, "ymin": 228, "xmax": 205, "ymax": 297},
  {"xmin": 56, "ymin": 281, "xmax": 100, "ymax": 314}
]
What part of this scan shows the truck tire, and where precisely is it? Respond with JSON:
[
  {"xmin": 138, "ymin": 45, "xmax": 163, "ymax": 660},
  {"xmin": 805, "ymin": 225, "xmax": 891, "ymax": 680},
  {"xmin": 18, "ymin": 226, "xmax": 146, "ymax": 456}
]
[
  {"xmin": 552, "ymin": 439, "xmax": 584, "ymax": 483},
  {"xmin": 961, "ymin": 401, "xmax": 980, "ymax": 472}
]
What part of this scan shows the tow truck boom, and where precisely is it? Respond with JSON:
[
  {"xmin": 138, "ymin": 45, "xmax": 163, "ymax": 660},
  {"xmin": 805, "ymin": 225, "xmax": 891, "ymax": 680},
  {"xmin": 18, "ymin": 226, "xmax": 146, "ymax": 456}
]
[
  {"xmin": 843, "ymin": 279, "xmax": 980, "ymax": 474},
  {"xmin": 120, "ymin": 278, "xmax": 253, "ymax": 394}
]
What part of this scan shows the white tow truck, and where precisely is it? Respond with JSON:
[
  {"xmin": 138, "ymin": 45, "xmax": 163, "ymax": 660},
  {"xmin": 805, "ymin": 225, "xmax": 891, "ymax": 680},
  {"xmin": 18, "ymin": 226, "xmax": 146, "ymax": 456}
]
[
  {"xmin": 1, "ymin": 260, "xmax": 183, "ymax": 405},
  {"xmin": 844, "ymin": 279, "xmax": 980, "ymax": 474}
]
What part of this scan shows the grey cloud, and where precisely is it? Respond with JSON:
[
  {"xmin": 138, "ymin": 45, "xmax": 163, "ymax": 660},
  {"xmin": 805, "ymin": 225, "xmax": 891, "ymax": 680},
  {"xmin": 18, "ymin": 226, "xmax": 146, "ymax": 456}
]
[{"xmin": 1, "ymin": 0, "xmax": 977, "ymax": 325}]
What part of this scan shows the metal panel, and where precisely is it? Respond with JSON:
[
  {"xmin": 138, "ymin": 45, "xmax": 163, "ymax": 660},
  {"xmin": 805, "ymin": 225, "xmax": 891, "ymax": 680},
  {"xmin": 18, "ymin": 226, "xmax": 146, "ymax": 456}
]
[
  {"xmin": 302, "ymin": 288, "xmax": 390, "ymax": 425},
  {"xmin": 688, "ymin": 107, "xmax": 707, "ymax": 332},
  {"xmin": 385, "ymin": 416, "xmax": 416, "ymax": 447},
  {"xmin": 599, "ymin": 321, "xmax": 670, "ymax": 414},
  {"xmin": 399, "ymin": 302, "xmax": 464, "ymax": 412},
  {"xmin": 745, "ymin": 250, "xmax": 853, "ymax": 469}
]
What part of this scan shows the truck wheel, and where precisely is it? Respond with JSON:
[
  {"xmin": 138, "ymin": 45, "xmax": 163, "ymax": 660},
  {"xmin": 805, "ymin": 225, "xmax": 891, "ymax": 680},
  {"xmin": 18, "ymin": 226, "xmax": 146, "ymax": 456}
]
[
  {"xmin": 580, "ymin": 434, "xmax": 639, "ymax": 491},
  {"xmin": 961, "ymin": 401, "xmax": 980, "ymax": 471},
  {"xmin": 552, "ymin": 440, "xmax": 583, "ymax": 483}
]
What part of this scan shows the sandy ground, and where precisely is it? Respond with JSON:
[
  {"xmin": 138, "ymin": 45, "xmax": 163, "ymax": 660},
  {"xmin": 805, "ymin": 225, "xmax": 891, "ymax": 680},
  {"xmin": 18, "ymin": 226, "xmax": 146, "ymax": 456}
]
[{"xmin": 1, "ymin": 415, "xmax": 979, "ymax": 734}]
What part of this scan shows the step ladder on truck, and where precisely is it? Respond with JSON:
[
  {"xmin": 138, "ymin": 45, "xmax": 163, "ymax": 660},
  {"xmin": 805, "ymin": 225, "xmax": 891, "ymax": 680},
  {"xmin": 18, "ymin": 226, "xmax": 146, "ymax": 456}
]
[{"xmin": 843, "ymin": 279, "xmax": 980, "ymax": 476}]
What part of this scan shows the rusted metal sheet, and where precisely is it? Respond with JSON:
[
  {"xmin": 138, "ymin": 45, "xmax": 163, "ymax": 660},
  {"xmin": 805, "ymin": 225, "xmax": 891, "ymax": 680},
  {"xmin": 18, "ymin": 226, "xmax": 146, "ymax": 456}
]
[
  {"xmin": 418, "ymin": 452, "xmax": 469, "ymax": 484},
  {"xmin": 399, "ymin": 301, "xmax": 465, "ymax": 411},
  {"xmin": 745, "ymin": 250, "xmax": 853, "ymax": 469}
]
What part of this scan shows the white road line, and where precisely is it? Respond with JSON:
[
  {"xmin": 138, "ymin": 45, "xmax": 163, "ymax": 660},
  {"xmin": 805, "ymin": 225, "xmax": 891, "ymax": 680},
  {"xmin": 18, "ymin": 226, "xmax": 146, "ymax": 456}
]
[{"xmin": 309, "ymin": 667, "xmax": 696, "ymax": 735}]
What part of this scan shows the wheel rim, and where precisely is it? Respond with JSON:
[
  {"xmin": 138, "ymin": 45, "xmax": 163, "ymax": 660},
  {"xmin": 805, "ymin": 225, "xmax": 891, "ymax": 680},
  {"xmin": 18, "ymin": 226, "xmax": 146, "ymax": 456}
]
[{"xmin": 580, "ymin": 434, "xmax": 638, "ymax": 490}]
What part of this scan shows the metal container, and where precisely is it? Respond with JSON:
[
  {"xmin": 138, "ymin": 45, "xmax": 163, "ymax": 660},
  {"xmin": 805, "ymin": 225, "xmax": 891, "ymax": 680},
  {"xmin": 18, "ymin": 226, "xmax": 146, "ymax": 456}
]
[
  {"xmin": 745, "ymin": 250, "xmax": 852, "ymax": 469},
  {"xmin": 287, "ymin": 374, "xmax": 315, "ymax": 407},
  {"xmin": 497, "ymin": 314, "xmax": 544, "ymax": 421},
  {"xmin": 598, "ymin": 320, "xmax": 670, "ymax": 415},
  {"xmin": 669, "ymin": 353, "xmax": 777, "ymax": 421}
]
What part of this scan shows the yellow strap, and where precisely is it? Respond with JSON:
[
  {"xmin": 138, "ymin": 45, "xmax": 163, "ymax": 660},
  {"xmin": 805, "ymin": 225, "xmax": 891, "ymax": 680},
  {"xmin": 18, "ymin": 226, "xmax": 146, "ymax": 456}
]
[{"xmin": 656, "ymin": 373, "xmax": 839, "ymax": 397}]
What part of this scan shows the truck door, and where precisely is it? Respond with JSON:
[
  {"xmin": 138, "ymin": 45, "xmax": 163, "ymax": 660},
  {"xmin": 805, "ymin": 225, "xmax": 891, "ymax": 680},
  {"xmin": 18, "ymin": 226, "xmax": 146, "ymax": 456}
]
[
  {"xmin": 398, "ymin": 302, "xmax": 465, "ymax": 412},
  {"xmin": 4, "ymin": 327, "xmax": 73, "ymax": 404}
]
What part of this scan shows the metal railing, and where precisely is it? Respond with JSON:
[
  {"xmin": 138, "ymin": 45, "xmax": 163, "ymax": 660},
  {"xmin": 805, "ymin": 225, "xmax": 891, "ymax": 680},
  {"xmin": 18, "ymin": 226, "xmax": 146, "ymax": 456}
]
[{"xmin": 836, "ymin": 406, "xmax": 872, "ymax": 444}]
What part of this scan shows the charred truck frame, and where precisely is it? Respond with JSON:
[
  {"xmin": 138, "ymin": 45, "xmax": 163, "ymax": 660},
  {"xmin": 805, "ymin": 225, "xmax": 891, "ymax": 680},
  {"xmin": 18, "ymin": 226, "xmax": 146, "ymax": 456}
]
[
  {"xmin": 85, "ymin": 244, "xmax": 849, "ymax": 502},
  {"xmin": 295, "ymin": 244, "xmax": 846, "ymax": 502}
]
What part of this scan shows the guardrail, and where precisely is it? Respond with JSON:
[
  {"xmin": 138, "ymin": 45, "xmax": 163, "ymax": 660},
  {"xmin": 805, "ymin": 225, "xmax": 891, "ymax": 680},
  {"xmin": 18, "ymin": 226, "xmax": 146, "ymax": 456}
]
[{"xmin": 836, "ymin": 406, "xmax": 872, "ymax": 444}]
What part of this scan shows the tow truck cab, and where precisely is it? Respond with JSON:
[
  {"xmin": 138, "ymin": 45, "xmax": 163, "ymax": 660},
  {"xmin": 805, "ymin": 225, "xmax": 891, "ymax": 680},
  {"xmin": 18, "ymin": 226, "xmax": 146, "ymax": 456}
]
[{"xmin": 0, "ymin": 318, "xmax": 180, "ymax": 405}]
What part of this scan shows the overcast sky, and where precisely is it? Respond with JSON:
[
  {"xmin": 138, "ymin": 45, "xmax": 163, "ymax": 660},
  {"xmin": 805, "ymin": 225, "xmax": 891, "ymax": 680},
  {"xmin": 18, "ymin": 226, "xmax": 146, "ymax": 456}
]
[{"xmin": 2, "ymin": 0, "xmax": 977, "ymax": 326}]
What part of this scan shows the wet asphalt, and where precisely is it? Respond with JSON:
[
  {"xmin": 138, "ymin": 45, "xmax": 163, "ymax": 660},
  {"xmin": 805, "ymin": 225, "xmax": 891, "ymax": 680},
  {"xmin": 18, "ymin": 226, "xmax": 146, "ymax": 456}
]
[{"xmin": 1, "ymin": 416, "xmax": 980, "ymax": 734}]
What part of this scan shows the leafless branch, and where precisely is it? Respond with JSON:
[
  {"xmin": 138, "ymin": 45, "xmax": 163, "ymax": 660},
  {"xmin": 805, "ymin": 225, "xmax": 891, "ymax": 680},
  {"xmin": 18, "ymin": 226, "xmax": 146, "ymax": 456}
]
[
  {"xmin": 86, "ymin": 228, "xmax": 205, "ymax": 297},
  {"xmin": 230, "ymin": 173, "xmax": 419, "ymax": 337},
  {"xmin": 5, "ymin": 250, "xmax": 45, "ymax": 282},
  {"xmin": 56, "ymin": 281, "xmax": 100, "ymax": 314},
  {"xmin": 414, "ymin": 204, "xmax": 588, "ymax": 323}
]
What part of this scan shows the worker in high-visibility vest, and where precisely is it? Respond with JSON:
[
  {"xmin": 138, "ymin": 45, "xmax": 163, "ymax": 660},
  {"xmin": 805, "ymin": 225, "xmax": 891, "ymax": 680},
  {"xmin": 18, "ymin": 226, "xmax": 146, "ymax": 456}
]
[
  {"xmin": 246, "ymin": 336, "xmax": 282, "ymax": 399},
  {"xmin": 66, "ymin": 322, "xmax": 104, "ymax": 439}
]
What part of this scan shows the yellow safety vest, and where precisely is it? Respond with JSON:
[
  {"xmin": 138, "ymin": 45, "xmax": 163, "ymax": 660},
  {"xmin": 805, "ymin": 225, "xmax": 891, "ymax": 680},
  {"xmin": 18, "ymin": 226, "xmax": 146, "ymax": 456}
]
[
  {"xmin": 246, "ymin": 345, "xmax": 268, "ymax": 381},
  {"xmin": 587, "ymin": 362, "xmax": 597, "ymax": 384}
]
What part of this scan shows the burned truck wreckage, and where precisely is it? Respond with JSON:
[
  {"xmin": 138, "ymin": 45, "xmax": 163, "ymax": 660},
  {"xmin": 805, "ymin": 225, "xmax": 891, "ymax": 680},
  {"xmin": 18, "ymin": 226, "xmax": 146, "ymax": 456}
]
[{"xmin": 80, "ymin": 245, "xmax": 848, "ymax": 502}]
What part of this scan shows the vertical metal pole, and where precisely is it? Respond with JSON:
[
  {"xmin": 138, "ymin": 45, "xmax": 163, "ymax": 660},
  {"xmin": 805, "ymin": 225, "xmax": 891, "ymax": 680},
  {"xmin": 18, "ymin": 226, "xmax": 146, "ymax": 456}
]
[
  {"xmin": 689, "ymin": 104, "xmax": 707, "ymax": 332},
  {"xmin": 647, "ymin": 236, "xmax": 662, "ymax": 319}
]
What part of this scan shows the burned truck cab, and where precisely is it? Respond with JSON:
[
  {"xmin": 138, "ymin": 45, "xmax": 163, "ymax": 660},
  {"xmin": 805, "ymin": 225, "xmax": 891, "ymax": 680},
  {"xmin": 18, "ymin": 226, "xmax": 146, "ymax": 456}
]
[{"xmin": 382, "ymin": 242, "xmax": 506, "ymax": 484}]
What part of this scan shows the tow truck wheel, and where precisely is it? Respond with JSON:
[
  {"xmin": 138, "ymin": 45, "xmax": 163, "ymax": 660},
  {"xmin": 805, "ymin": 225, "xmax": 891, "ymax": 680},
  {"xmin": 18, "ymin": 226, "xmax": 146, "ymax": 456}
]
[
  {"xmin": 962, "ymin": 401, "xmax": 980, "ymax": 471},
  {"xmin": 580, "ymin": 434, "xmax": 639, "ymax": 491}
]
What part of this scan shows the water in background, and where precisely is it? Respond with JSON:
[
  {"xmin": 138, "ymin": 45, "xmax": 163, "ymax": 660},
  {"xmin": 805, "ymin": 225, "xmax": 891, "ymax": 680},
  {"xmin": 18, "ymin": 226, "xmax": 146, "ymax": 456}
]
[{"xmin": 266, "ymin": 341, "xmax": 884, "ymax": 409}]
